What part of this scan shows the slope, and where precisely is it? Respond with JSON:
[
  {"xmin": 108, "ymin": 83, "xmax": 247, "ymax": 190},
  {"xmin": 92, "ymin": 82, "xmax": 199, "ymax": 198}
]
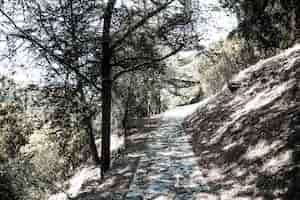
[{"xmin": 183, "ymin": 44, "xmax": 300, "ymax": 199}]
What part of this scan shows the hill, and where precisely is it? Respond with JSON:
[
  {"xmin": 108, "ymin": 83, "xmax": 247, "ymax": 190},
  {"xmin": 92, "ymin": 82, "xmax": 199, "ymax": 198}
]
[{"xmin": 183, "ymin": 45, "xmax": 300, "ymax": 199}]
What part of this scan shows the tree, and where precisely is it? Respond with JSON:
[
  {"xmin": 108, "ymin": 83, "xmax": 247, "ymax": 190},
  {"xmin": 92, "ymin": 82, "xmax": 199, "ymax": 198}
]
[
  {"xmin": 95, "ymin": 0, "xmax": 197, "ymax": 173},
  {"xmin": 221, "ymin": 0, "xmax": 300, "ymax": 51},
  {"xmin": 36, "ymin": 83, "xmax": 102, "ymax": 170},
  {"xmin": 0, "ymin": 0, "xmax": 198, "ymax": 174},
  {"xmin": 0, "ymin": 77, "xmax": 36, "ymax": 200},
  {"xmin": 0, "ymin": 76, "xmax": 32, "ymax": 160}
]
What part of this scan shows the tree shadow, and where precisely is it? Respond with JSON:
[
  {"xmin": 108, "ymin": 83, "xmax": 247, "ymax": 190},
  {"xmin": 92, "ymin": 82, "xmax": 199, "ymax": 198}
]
[
  {"xmin": 69, "ymin": 116, "xmax": 169, "ymax": 200},
  {"xmin": 69, "ymin": 156, "xmax": 139, "ymax": 200},
  {"xmin": 121, "ymin": 117, "xmax": 218, "ymax": 199},
  {"xmin": 68, "ymin": 120, "xmax": 160, "ymax": 200},
  {"xmin": 183, "ymin": 77, "xmax": 300, "ymax": 199}
]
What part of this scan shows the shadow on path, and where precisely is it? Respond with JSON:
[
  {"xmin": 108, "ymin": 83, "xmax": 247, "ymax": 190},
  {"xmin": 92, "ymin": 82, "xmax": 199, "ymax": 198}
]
[{"xmin": 124, "ymin": 117, "xmax": 213, "ymax": 200}]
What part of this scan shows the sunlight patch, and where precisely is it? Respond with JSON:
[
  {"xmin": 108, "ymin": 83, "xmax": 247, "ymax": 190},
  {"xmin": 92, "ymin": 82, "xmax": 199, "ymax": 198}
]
[
  {"xmin": 158, "ymin": 96, "xmax": 213, "ymax": 120},
  {"xmin": 232, "ymin": 44, "xmax": 300, "ymax": 84},
  {"xmin": 223, "ymin": 141, "xmax": 241, "ymax": 151},
  {"xmin": 233, "ymin": 44, "xmax": 300, "ymax": 83},
  {"xmin": 262, "ymin": 150, "xmax": 292, "ymax": 174},
  {"xmin": 244, "ymin": 140, "xmax": 282, "ymax": 160},
  {"xmin": 67, "ymin": 166, "xmax": 101, "ymax": 197},
  {"xmin": 231, "ymin": 80, "xmax": 295, "ymax": 120},
  {"xmin": 48, "ymin": 193, "xmax": 68, "ymax": 200},
  {"xmin": 209, "ymin": 122, "xmax": 231, "ymax": 145},
  {"xmin": 207, "ymin": 167, "xmax": 224, "ymax": 181}
]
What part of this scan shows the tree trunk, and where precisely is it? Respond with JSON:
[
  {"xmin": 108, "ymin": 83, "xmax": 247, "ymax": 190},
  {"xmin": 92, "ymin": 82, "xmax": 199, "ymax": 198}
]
[
  {"xmin": 100, "ymin": 0, "xmax": 116, "ymax": 174},
  {"xmin": 101, "ymin": 72, "xmax": 112, "ymax": 173},
  {"xmin": 123, "ymin": 75, "xmax": 133, "ymax": 136},
  {"xmin": 87, "ymin": 116, "xmax": 101, "ymax": 165},
  {"xmin": 78, "ymin": 81, "xmax": 101, "ymax": 166}
]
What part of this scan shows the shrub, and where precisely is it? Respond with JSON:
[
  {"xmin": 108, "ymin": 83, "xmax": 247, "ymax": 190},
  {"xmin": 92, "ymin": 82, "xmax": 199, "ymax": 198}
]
[{"xmin": 195, "ymin": 36, "xmax": 260, "ymax": 96}]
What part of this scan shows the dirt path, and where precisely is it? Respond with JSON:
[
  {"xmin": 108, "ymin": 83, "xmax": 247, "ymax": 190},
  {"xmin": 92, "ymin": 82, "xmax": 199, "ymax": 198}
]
[
  {"xmin": 50, "ymin": 103, "xmax": 210, "ymax": 200},
  {"xmin": 124, "ymin": 116, "xmax": 210, "ymax": 200}
]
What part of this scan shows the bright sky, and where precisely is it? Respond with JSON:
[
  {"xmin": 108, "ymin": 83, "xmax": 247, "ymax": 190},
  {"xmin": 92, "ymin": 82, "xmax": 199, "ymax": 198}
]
[
  {"xmin": 0, "ymin": 0, "xmax": 237, "ymax": 86},
  {"xmin": 195, "ymin": 0, "xmax": 237, "ymax": 46}
]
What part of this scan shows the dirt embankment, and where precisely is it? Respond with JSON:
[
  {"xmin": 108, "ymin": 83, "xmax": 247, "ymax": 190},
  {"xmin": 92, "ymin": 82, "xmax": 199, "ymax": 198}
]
[{"xmin": 183, "ymin": 45, "xmax": 300, "ymax": 199}]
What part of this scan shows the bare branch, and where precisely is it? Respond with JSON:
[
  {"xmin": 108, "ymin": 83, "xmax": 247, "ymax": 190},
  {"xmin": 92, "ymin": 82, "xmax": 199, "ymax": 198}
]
[
  {"xmin": 111, "ymin": 55, "xmax": 155, "ymax": 68},
  {"xmin": 0, "ymin": 8, "xmax": 102, "ymax": 91},
  {"xmin": 113, "ymin": 43, "xmax": 184, "ymax": 81},
  {"xmin": 111, "ymin": 0, "xmax": 175, "ymax": 50}
]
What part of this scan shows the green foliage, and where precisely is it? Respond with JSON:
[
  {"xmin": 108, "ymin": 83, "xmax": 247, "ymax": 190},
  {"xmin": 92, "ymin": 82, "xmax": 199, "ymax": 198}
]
[
  {"xmin": 221, "ymin": 0, "xmax": 300, "ymax": 52},
  {"xmin": 0, "ymin": 164, "xmax": 18, "ymax": 200},
  {"xmin": 0, "ymin": 80, "xmax": 81, "ymax": 200},
  {"xmin": 0, "ymin": 102, "xmax": 32, "ymax": 159},
  {"xmin": 0, "ymin": 96, "xmax": 50, "ymax": 199},
  {"xmin": 208, "ymin": 0, "xmax": 300, "ymax": 97},
  {"xmin": 1, "ymin": 0, "xmax": 198, "ymax": 172},
  {"xmin": 21, "ymin": 130, "xmax": 66, "ymax": 180},
  {"xmin": 0, "ymin": 156, "xmax": 60, "ymax": 200},
  {"xmin": 195, "ymin": 36, "xmax": 257, "ymax": 95},
  {"xmin": 116, "ymin": 68, "xmax": 167, "ymax": 120},
  {"xmin": 0, "ymin": 0, "xmax": 199, "ymax": 196}
]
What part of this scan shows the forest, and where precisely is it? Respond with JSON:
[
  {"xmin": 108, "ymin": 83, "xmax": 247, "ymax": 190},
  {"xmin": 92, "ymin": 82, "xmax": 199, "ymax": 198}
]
[{"xmin": 0, "ymin": 0, "xmax": 299, "ymax": 199}]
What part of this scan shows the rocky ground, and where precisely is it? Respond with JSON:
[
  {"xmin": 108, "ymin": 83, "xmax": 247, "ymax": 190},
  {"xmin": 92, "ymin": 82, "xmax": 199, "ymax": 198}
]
[
  {"xmin": 183, "ymin": 45, "xmax": 300, "ymax": 199},
  {"xmin": 125, "ymin": 118, "xmax": 207, "ymax": 199}
]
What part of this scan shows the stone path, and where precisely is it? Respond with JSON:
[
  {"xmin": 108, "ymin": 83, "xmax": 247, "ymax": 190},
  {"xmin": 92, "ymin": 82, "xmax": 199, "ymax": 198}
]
[{"xmin": 125, "ymin": 117, "xmax": 210, "ymax": 200}]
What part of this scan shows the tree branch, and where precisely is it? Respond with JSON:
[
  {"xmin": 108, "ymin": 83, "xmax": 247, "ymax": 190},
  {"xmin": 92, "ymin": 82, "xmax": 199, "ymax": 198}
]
[
  {"xmin": 113, "ymin": 44, "xmax": 183, "ymax": 81},
  {"xmin": 0, "ymin": 8, "xmax": 102, "ymax": 91},
  {"xmin": 111, "ymin": 55, "xmax": 155, "ymax": 68},
  {"xmin": 111, "ymin": 0, "xmax": 175, "ymax": 50}
]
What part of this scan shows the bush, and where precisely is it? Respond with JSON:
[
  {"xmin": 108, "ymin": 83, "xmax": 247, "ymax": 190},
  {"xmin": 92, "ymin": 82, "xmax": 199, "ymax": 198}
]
[
  {"xmin": 0, "ymin": 157, "xmax": 47, "ymax": 200},
  {"xmin": 21, "ymin": 130, "xmax": 66, "ymax": 181},
  {"xmin": 0, "ymin": 99, "xmax": 71, "ymax": 199},
  {"xmin": 195, "ymin": 36, "xmax": 260, "ymax": 96},
  {"xmin": 0, "ymin": 102, "xmax": 32, "ymax": 159},
  {"xmin": 0, "ymin": 164, "xmax": 18, "ymax": 200}
]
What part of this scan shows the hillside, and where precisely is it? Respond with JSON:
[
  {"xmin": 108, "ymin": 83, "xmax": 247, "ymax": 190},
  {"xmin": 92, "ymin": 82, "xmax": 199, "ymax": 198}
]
[{"xmin": 183, "ymin": 45, "xmax": 300, "ymax": 199}]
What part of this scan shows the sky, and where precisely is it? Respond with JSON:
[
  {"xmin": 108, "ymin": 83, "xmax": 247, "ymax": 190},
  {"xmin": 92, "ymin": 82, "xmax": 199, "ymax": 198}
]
[
  {"xmin": 195, "ymin": 0, "xmax": 237, "ymax": 46},
  {"xmin": 0, "ymin": 0, "xmax": 237, "ymax": 86}
]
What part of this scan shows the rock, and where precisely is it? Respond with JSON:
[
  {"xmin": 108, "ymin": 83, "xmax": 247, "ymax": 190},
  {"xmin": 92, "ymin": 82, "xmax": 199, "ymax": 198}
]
[{"xmin": 226, "ymin": 80, "xmax": 241, "ymax": 93}]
